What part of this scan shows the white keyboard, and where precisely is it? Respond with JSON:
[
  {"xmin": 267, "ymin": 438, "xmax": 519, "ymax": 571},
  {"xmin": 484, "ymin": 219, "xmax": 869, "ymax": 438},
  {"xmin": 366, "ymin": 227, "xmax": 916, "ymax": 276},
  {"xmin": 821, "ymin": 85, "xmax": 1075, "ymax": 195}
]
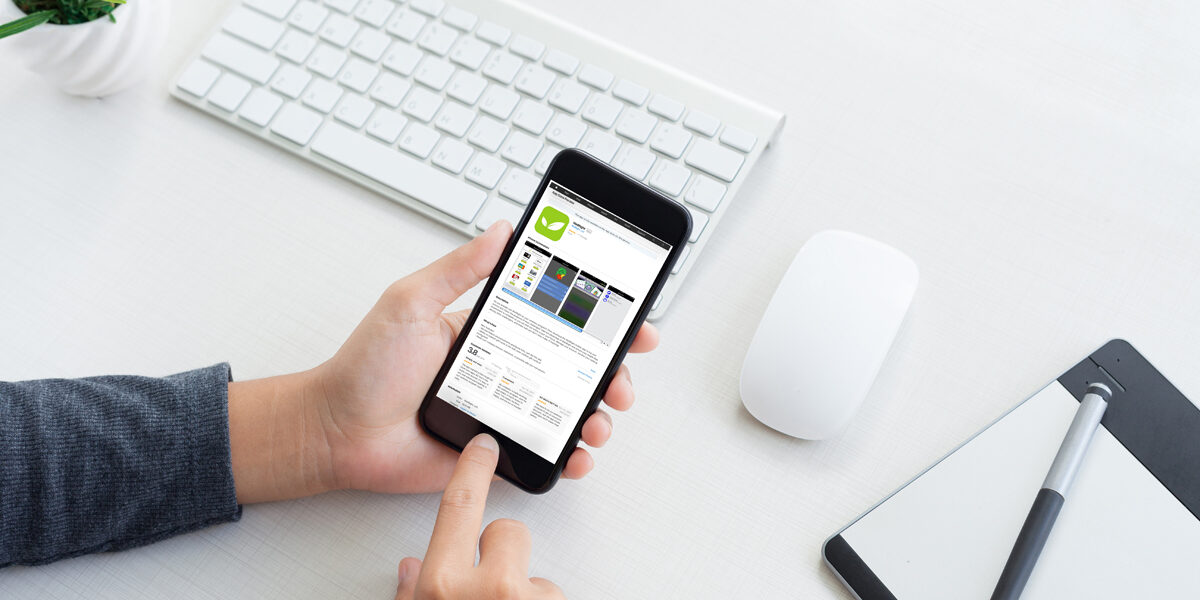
[{"xmin": 171, "ymin": 0, "xmax": 784, "ymax": 319}]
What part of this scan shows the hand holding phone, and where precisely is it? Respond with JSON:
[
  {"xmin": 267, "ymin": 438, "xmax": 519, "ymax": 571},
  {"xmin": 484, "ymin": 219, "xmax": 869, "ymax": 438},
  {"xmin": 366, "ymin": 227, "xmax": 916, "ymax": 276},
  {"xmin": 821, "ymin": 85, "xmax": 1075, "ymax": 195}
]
[
  {"xmin": 305, "ymin": 220, "xmax": 656, "ymax": 495},
  {"xmin": 420, "ymin": 150, "xmax": 691, "ymax": 492}
]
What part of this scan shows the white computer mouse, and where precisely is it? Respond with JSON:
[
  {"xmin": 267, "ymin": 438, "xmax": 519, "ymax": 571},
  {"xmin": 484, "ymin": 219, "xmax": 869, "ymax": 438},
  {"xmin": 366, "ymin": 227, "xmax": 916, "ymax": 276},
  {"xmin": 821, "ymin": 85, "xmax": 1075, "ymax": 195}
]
[{"xmin": 740, "ymin": 230, "xmax": 918, "ymax": 440}]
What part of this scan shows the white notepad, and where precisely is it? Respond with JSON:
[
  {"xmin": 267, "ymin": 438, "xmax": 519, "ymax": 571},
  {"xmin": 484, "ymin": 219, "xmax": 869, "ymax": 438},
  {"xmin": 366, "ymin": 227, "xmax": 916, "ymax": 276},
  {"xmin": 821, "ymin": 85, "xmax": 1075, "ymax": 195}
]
[{"xmin": 829, "ymin": 380, "xmax": 1200, "ymax": 598}]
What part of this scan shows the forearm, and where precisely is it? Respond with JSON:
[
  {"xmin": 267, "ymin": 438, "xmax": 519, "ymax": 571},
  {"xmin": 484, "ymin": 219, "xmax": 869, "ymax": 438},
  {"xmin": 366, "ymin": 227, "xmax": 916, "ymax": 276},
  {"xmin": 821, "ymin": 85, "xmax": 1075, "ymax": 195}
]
[
  {"xmin": 0, "ymin": 365, "xmax": 240, "ymax": 567},
  {"xmin": 227, "ymin": 369, "xmax": 338, "ymax": 504}
]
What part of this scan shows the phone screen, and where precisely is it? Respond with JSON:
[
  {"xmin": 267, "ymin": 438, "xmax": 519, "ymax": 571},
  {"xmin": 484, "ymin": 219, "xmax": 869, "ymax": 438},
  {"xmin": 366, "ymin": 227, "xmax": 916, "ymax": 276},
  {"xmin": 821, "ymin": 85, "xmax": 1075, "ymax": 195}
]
[{"xmin": 435, "ymin": 180, "xmax": 673, "ymax": 462}]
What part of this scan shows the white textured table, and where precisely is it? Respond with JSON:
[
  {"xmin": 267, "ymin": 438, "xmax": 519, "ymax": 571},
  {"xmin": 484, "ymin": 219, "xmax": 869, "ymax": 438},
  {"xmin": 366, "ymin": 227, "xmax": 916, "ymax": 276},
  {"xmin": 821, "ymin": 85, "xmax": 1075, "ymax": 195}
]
[{"xmin": 2, "ymin": 1, "xmax": 1199, "ymax": 598}]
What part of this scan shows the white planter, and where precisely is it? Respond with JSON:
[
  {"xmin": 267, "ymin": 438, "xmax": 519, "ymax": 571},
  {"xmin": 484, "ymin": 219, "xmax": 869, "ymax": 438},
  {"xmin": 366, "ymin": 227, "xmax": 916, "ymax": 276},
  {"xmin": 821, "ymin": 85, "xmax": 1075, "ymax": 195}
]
[{"xmin": 0, "ymin": 0, "xmax": 170, "ymax": 97}]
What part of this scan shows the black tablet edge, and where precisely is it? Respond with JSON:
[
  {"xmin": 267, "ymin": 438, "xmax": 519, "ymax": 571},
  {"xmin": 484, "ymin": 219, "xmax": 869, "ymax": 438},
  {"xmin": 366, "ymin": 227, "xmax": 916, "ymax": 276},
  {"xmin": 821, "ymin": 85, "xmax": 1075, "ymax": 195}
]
[
  {"xmin": 822, "ymin": 535, "xmax": 896, "ymax": 600},
  {"xmin": 1057, "ymin": 339, "xmax": 1200, "ymax": 520}
]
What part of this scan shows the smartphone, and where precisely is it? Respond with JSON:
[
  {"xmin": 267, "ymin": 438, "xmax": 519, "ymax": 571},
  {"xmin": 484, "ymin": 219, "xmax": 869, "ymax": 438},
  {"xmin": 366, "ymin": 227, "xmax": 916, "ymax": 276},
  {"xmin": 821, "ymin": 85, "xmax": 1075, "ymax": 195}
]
[{"xmin": 419, "ymin": 149, "xmax": 692, "ymax": 493}]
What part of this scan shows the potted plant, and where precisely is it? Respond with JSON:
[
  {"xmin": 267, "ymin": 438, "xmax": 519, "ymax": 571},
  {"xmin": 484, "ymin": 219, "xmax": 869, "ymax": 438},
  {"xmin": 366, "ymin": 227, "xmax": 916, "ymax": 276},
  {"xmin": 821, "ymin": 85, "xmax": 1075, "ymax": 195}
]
[{"xmin": 0, "ymin": 0, "xmax": 170, "ymax": 97}]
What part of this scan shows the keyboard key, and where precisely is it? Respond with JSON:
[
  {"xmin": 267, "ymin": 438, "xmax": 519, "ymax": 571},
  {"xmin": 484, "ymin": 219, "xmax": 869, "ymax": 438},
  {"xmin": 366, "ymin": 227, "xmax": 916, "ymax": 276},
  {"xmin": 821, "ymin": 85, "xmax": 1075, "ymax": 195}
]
[
  {"xmin": 647, "ymin": 161, "xmax": 690, "ymax": 196},
  {"xmin": 288, "ymin": 1, "xmax": 329, "ymax": 33},
  {"xmin": 719, "ymin": 125, "xmax": 757, "ymax": 153},
  {"xmin": 442, "ymin": 7, "xmax": 478, "ymax": 31},
  {"xmin": 649, "ymin": 122, "xmax": 691, "ymax": 159},
  {"xmin": 612, "ymin": 79, "xmax": 648, "ymax": 105},
  {"xmin": 475, "ymin": 21, "xmax": 510, "ymax": 46},
  {"xmin": 479, "ymin": 85, "xmax": 519, "ymax": 119},
  {"xmin": 647, "ymin": 94, "xmax": 684, "ymax": 121},
  {"xmin": 409, "ymin": 0, "xmax": 444, "ymax": 17},
  {"xmin": 500, "ymin": 131, "xmax": 542, "ymax": 167},
  {"xmin": 414, "ymin": 55, "xmax": 454, "ymax": 90},
  {"xmin": 482, "ymin": 50, "xmax": 522, "ymax": 84},
  {"xmin": 401, "ymin": 86, "xmax": 442, "ymax": 121},
  {"xmin": 338, "ymin": 57, "xmax": 379, "ymax": 93},
  {"xmin": 612, "ymin": 144, "xmax": 656, "ymax": 180},
  {"xmin": 581, "ymin": 93, "xmax": 621, "ymax": 128},
  {"xmin": 239, "ymin": 88, "xmax": 284, "ymax": 126},
  {"xmin": 245, "ymin": 0, "xmax": 296, "ymax": 20},
  {"xmin": 270, "ymin": 63, "xmax": 312, "ymax": 98},
  {"xmin": 670, "ymin": 245, "xmax": 690, "ymax": 274},
  {"xmin": 578, "ymin": 129, "xmax": 620, "ymax": 163},
  {"xmin": 434, "ymin": 101, "xmax": 476, "ymax": 137},
  {"xmin": 686, "ymin": 206, "xmax": 708, "ymax": 242},
  {"xmin": 202, "ymin": 33, "xmax": 280, "ymax": 84},
  {"xmin": 499, "ymin": 169, "xmax": 539, "ymax": 204},
  {"xmin": 432, "ymin": 138, "xmax": 473, "ymax": 174},
  {"xmin": 224, "ymin": 7, "xmax": 286, "ymax": 51},
  {"xmin": 302, "ymin": 77, "xmax": 344, "ymax": 112},
  {"xmin": 509, "ymin": 34, "xmax": 544, "ymax": 61},
  {"xmin": 465, "ymin": 154, "xmax": 506, "ymax": 189},
  {"xmin": 546, "ymin": 114, "xmax": 586, "ymax": 147},
  {"xmin": 475, "ymin": 198, "xmax": 523, "ymax": 231},
  {"xmin": 319, "ymin": 13, "xmax": 360, "ymax": 47},
  {"xmin": 312, "ymin": 122, "xmax": 486, "ymax": 222},
  {"xmin": 533, "ymin": 145, "xmax": 559, "ymax": 175},
  {"xmin": 350, "ymin": 28, "xmax": 390, "ymax": 61},
  {"xmin": 514, "ymin": 64, "xmax": 555, "ymax": 99},
  {"xmin": 449, "ymin": 36, "xmax": 490, "ymax": 70},
  {"xmin": 543, "ymin": 49, "xmax": 579, "ymax": 75},
  {"xmin": 365, "ymin": 108, "xmax": 407, "ymax": 142},
  {"xmin": 276, "ymin": 30, "xmax": 317, "ymax": 63},
  {"xmin": 398, "ymin": 122, "xmax": 440, "ymax": 157},
  {"xmin": 381, "ymin": 42, "xmax": 421, "ymax": 76},
  {"xmin": 369, "ymin": 72, "xmax": 411, "ymax": 107},
  {"xmin": 685, "ymin": 139, "xmax": 743, "ymax": 182},
  {"xmin": 447, "ymin": 71, "xmax": 487, "ymax": 105},
  {"xmin": 684, "ymin": 175, "xmax": 726, "ymax": 212},
  {"xmin": 418, "ymin": 22, "xmax": 458, "ymax": 56},
  {"xmin": 683, "ymin": 110, "xmax": 719, "ymax": 137},
  {"xmin": 176, "ymin": 60, "xmax": 220, "ymax": 96},
  {"xmin": 385, "ymin": 9, "xmax": 425, "ymax": 41},
  {"xmin": 547, "ymin": 78, "xmax": 587, "ymax": 113},
  {"xmin": 333, "ymin": 93, "xmax": 374, "ymax": 127},
  {"xmin": 325, "ymin": 0, "xmax": 358, "ymax": 14},
  {"xmin": 615, "ymin": 109, "xmax": 656, "ymax": 144},
  {"xmin": 577, "ymin": 64, "xmax": 613, "ymax": 90},
  {"xmin": 353, "ymin": 0, "xmax": 393, "ymax": 27},
  {"xmin": 307, "ymin": 43, "xmax": 347, "ymax": 78},
  {"xmin": 467, "ymin": 116, "xmax": 509, "ymax": 152},
  {"xmin": 209, "ymin": 73, "xmax": 252, "ymax": 111},
  {"xmin": 270, "ymin": 103, "xmax": 323, "ymax": 144},
  {"xmin": 512, "ymin": 99, "xmax": 552, "ymax": 135}
]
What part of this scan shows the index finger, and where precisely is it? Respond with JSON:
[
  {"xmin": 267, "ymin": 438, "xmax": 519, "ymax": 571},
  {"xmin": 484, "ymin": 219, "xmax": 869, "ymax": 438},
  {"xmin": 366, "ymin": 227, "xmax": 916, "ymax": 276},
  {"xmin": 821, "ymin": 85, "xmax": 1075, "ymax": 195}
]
[
  {"xmin": 424, "ymin": 434, "xmax": 500, "ymax": 568},
  {"xmin": 628, "ymin": 322, "xmax": 658, "ymax": 354}
]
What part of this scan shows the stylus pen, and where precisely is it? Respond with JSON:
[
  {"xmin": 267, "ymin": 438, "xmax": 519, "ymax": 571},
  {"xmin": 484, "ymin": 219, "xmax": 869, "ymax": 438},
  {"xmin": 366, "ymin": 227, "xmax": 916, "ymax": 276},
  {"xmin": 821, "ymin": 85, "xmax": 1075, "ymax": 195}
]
[{"xmin": 990, "ymin": 382, "xmax": 1113, "ymax": 600}]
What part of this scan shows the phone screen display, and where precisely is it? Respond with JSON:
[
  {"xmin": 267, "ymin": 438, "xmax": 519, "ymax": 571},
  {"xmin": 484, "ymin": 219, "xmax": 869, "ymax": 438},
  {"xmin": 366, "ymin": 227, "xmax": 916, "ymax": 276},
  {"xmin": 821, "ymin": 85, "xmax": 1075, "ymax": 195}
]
[{"xmin": 435, "ymin": 180, "xmax": 673, "ymax": 461}]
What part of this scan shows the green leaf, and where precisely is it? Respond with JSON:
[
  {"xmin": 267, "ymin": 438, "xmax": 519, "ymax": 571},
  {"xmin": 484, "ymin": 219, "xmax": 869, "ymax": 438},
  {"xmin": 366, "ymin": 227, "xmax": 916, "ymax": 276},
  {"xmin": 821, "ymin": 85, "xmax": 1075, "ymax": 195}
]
[{"xmin": 0, "ymin": 9, "xmax": 55, "ymax": 40}]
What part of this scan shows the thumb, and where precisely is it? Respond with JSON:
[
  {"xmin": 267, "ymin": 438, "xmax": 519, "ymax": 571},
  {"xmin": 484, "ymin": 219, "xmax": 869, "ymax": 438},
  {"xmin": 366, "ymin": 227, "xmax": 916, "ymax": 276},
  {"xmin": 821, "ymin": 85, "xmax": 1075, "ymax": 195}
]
[
  {"xmin": 393, "ymin": 557, "xmax": 424, "ymax": 600},
  {"xmin": 397, "ymin": 220, "xmax": 513, "ymax": 318}
]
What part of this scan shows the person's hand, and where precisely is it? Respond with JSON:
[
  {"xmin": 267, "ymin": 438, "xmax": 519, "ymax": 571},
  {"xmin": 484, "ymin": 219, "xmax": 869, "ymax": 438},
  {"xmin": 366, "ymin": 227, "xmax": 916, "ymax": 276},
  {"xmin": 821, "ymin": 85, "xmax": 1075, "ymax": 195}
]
[
  {"xmin": 227, "ymin": 221, "xmax": 659, "ymax": 502},
  {"xmin": 394, "ymin": 434, "xmax": 563, "ymax": 600}
]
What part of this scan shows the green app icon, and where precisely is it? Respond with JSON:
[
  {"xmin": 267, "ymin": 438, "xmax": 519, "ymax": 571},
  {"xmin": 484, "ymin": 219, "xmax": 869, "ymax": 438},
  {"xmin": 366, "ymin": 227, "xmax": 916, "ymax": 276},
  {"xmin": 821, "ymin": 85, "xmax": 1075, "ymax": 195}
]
[{"xmin": 535, "ymin": 206, "xmax": 570, "ymax": 241}]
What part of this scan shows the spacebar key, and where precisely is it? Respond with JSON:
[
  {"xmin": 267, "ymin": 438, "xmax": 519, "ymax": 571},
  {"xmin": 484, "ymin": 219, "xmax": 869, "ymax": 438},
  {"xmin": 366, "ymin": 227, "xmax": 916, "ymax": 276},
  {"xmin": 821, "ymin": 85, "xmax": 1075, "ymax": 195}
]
[{"xmin": 312, "ymin": 123, "xmax": 486, "ymax": 223}]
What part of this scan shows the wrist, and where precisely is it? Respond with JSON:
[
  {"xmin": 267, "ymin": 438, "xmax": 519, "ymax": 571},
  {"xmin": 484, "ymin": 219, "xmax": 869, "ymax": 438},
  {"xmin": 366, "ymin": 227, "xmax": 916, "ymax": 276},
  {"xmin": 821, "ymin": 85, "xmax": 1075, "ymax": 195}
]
[{"xmin": 228, "ymin": 368, "xmax": 339, "ymax": 503}]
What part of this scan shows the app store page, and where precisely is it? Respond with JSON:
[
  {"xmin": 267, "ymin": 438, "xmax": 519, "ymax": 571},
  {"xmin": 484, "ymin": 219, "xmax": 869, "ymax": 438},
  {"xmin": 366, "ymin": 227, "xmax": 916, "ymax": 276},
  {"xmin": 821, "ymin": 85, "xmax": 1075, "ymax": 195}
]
[{"xmin": 437, "ymin": 181, "xmax": 672, "ymax": 461}]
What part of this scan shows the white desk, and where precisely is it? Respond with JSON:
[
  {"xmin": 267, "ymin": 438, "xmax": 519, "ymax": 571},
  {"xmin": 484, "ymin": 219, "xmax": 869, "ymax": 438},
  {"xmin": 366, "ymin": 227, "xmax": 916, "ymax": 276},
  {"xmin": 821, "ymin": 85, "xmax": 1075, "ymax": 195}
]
[{"xmin": 2, "ymin": 1, "xmax": 1199, "ymax": 598}]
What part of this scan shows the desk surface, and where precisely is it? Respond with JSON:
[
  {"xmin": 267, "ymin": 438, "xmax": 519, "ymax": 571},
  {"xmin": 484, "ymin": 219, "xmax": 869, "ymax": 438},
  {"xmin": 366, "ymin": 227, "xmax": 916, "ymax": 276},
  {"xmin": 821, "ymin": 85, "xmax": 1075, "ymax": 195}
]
[{"xmin": 2, "ymin": 1, "xmax": 1199, "ymax": 598}]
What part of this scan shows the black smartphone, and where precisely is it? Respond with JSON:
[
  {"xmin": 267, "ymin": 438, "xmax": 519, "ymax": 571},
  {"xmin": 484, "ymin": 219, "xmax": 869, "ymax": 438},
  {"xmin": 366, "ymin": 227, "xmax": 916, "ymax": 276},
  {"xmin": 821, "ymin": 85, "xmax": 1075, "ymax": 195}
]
[{"xmin": 418, "ymin": 149, "xmax": 692, "ymax": 493}]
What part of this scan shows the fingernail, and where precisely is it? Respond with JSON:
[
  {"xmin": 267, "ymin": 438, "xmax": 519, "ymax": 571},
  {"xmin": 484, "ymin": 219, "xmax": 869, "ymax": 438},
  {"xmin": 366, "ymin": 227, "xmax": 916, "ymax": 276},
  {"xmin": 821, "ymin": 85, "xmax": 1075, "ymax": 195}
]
[
  {"xmin": 486, "ymin": 220, "xmax": 508, "ymax": 233},
  {"xmin": 398, "ymin": 561, "xmax": 410, "ymax": 582},
  {"xmin": 473, "ymin": 433, "xmax": 498, "ymax": 453}
]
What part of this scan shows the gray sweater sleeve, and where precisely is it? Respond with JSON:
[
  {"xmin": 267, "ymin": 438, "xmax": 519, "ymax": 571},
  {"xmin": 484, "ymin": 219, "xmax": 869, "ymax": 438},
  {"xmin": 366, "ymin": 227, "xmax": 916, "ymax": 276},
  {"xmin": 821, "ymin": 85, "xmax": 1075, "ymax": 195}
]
[{"xmin": 0, "ymin": 364, "xmax": 242, "ymax": 567}]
